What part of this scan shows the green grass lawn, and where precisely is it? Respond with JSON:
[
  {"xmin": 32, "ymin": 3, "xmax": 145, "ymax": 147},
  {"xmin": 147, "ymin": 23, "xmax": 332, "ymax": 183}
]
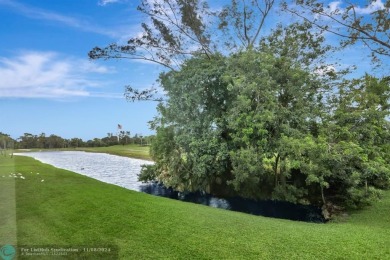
[
  {"xmin": 76, "ymin": 144, "xmax": 151, "ymax": 160},
  {"xmin": 38, "ymin": 144, "xmax": 152, "ymax": 160},
  {"xmin": 13, "ymin": 144, "xmax": 151, "ymax": 160},
  {"xmin": 1, "ymin": 155, "xmax": 389, "ymax": 259}
]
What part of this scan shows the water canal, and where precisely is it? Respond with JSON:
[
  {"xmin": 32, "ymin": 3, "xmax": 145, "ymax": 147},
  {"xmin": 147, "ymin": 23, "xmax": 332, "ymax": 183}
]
[{"xmin": 15, "ymin": 151, "xmax": 324, "ymax": 223}]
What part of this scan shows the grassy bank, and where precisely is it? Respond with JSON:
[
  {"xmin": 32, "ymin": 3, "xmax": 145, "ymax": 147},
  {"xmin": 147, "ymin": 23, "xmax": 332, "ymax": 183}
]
[
  {"xmin": 14, "ymin": 144, "xmax": 151, "ymax": 160},
  {"xmin": 75, "ymin": 144, "xmax": 151, "ymax": 160},
  {"xmin": 1, "ymin": 155, "xmax": 389, "ymax": 259}
]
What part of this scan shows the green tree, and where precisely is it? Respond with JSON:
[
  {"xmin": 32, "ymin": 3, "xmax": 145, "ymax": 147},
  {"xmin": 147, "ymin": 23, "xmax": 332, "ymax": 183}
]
[
  {"xmin": 143, "ymin": 29, "xmax": 331, "ymax": 200},
  {"xmin": 143, "ymin": 54, "xmax": 234, "ymax": 194},
  {"xmin": 102, "ymin": 133, "xmax": 118, "ymax": 146},
  {"xmin": 325, "ymin": 75, "xmax": 390, "ymax": 206},
  {"xmin": 141, "ymin": 34, "xmax": 390, "ymax": 208},
  {"xmin": 47, "ymin": 134, "xmax": 65, "ymax": 149},
  {"xmin": 91, "ymin": 0, "xmax": 390, "ymax": 210},
  {"xmin": 0, "ymin": 133, "xmax": 14, "ymax": 156},
  {"xmin": 37, "ymin": 133, "xmax": 46, "ymax": 149},
  {"xmin": 118, "ymin": 131, "xmax": 131, "ymax": 145},
  {"xmin": 225, "ymin": 49, "xmax": 325, "ymax": 201},
  {"xmin": 69, "ymin": 138, "xmax": 84, "ymax": 148},
  {"xmin": 279, "ymin": 74, "xmax": 390, "ymax": 207},
  {"xmin": 18, "ymin": 133, "xmax": 38, "ymax": 149}
]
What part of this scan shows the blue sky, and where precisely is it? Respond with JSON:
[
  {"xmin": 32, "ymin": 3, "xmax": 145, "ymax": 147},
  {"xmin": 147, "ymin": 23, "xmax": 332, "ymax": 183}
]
[
  {"xmin": 0, "ymin": 0, "xmax": 163, "ymax": 140},
  {"xmin": 0, "ymin": 0, "xmax": 387, "ymax": 141}
]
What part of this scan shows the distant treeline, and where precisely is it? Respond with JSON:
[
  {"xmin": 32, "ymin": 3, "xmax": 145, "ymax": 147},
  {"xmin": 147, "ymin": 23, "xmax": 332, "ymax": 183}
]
[{"xmin": 0, "ymin": 132, "xmax": 153, "ymax": 149}]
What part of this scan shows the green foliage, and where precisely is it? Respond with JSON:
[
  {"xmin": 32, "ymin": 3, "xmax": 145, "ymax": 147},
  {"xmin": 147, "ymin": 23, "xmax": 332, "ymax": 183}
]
[
  {"xmin": 138, "ymin": 164, "xmax": 158, "ymax": 182},
  {"xmin": 0, "ymin": 133, "xmax": 15, "ymax": 157},
  {"xmin": 224, "ymin": 47, "xmax": 325, "ymax": 202},
  {"xmin": 147, "ymin": 126, "xmax": 189, "ymax": 189},
  {"xmin": 345, "ymin": 186, "xmax": 383, "ymax": 209},
  {"xmin": 319, "ymin": 75, "xmax": 390, "ymax": 206},
  {"xmin": 88, "ymin": 0, "xmax": 389, "ymax": 208},
  {"xmin": 3, "ymin": 156, "xmax": 390, "ymax": 258},
  {"xmin": 143, "ymin": 32, "xmax": 390, "ymax": 209},
  {"xmin": 147, "ymin": 55, "xmax": 234, "ymax": 194},
  {"xmin": 272, "ymin": 184, "xmax": 308, "ymax": 204},
  {"xmin": 106, "ymin": 2, "xmax": 390, "ymax": 208}
]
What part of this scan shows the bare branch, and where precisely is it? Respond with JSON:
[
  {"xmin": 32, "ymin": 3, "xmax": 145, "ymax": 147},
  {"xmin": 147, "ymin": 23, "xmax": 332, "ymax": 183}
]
[
  {"xmin": 250, "ymin": 0, "xmax": 275, "ymax": 47},
  {"xmin": 124, "ymin": 85, "xmax": 165, "ymax": 102},
  {"xmin": 285, "ymin": 0, "xmax": 390, "ymax": 58}
]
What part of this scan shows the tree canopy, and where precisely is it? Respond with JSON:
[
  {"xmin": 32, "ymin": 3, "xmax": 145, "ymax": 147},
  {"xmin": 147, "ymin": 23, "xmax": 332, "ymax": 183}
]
[
  {"xmin": 140, "ymin": 39, "xmax": 389, "ymax": 208},
  {"xmin": 91, "ymin": 0, "xmax": 390, "ymax": 212}
]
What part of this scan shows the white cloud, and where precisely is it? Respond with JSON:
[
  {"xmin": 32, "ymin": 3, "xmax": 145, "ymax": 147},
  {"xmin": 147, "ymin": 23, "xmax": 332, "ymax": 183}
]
[
  {"xmin": 98, "ymin": 0, "xmax": 121, "ymax": 6},
  {"xmin": 354, "ymin": 0, "xmax": 386, "ymax": 14},
  {"xmin": 314, "ymin": 65, "xmax": 336, "ymax": 76},
  {"xmin": 89, "ymin": 92, "xmax": 124, "ymax": 98},
  {"xmin": 0, "ymin": 0, "xmax": 118, "ymax": 37},
  {"xmin": 328, "ymin": 1, "xmax": 342, "ymax": 13},
  {"xmin": 79, "ymin": 61, "xmax": 115, "ymax": 74},
  {"xmin": 327, "ymin": 0, "xmax": 386, "ymax": 15},
  {"xmin": 0, "ymin": 51, "xmax": 113, "ymax": 99}
]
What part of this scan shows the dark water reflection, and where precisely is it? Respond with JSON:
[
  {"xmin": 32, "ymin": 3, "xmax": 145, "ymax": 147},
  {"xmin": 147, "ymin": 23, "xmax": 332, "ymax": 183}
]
[
  {"xmin": 15, "ymin": 152, "xmax": 324, "ymax": 223},
  {"xmin": 140, "ymin": 182, "xmax": 325, "ymax": 223}
]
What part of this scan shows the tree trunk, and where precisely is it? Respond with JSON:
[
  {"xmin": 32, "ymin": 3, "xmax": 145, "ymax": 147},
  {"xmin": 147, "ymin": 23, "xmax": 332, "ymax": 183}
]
[
  {"xmin": 365, "ymin": 180, "xmax": 368, "ymax": 195},
  {"xmin": 320, "ymin": 184, "xmax": 326, "ymax": 205},
  {"xmin": 274, "ymin": 154, "xmax": 280, "ymax": 187},
  {"xmin": 280, "ymin": 157, "xmax": 286, "ymax": 186}
]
